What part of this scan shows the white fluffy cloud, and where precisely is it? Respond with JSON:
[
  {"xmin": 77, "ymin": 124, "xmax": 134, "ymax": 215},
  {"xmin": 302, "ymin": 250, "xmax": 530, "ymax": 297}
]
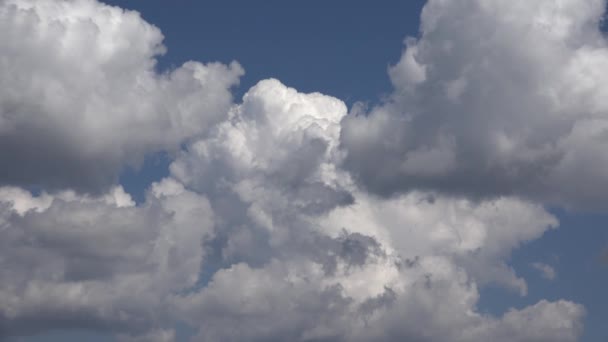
[
  {"xmin": 0, "ymin": 0, "xmax": 242, "ymax": 193},
  {"xmin": 0, "ymin": 0, "xmax": 593, "ymax": 341},
  {"xmin": 0, "ymin": 180, "xmax": 213, "ymax": 338},
  {"xmin": 0, "ymin": 77, "xmax": 585, "ymax": 341},
  {"xmin": 166, "ymin": 80, "xmax": 583, "ymax": 341},
  {"xmin": 319, "ymin": 191, "xmax": 558, "ymax": 296},
  {"xmin": 341, "ymin": 0, "xmax": 608, "ymax": 209}
]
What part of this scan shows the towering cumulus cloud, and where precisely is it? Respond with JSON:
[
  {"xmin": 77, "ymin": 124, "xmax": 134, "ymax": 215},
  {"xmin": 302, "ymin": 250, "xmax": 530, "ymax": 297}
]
[
  {"xmin": 0, "ymin": 0, "xmax": 595, "ymax": 341},
  {"xmin": 0, "ymin": 0, "xmax": 242, "ymax": 193},
  {"xmin": 342, "ymin": 0, "xmax": 608, "ymax": 209},
  {"xmin": 168, "ymin": 79, "xmax": 582, "ymax": 342}
]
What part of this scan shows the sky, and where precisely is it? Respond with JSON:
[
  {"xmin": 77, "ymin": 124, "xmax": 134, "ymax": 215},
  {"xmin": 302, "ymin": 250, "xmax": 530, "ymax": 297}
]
[{"xmin": 1, "ymin": 1, "xmax": 608, "ymax": 342}]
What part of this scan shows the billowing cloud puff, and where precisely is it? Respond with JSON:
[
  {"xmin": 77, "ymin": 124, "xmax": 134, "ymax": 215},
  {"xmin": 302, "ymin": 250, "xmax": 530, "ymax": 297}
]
[
  {"xmin": 319, "ymin": 191, "xmax": 558, "ymax": 296},
  {"xmin": 166, "ymin": 80, "xmax": 583, "ymax": 341},
  {"xmin": 341, "ymin": 0, "xmax": 608, "ymax": 209},
  {"xmin": 0, "ymin": 180, "xmax": 213, "ymax": 338},
  {"xmin": 0, "ymin": 0, "xmax": 242, "ymax": 193}
]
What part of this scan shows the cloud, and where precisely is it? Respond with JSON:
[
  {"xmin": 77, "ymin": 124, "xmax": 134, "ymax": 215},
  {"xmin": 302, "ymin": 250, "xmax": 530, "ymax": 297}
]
[
  {"xmin": 0, "ymin": 77, "xmax": 585, "ymax": 341},
  {"xmin": 0, "ymin": 0, "xmax": 590, "ymax": 341},
  {"xmin": 116, "ymin": 329, "xmax": 176, "ymax": 342},
  {"xmin": 341, "ymin": 0, "xmax": 608, "ymax": 209},
  {"xmin": 320, "ymin": 190, "xmax": 559, "ymax": 296},
  {"xmin": 167, "ymin": 80, "xmax": 582, "ymax": 341},
  {"xmin": 0, "ymin": 0, "xmax": 242, "ymax": 194},
  {"xmin": 531, "ymin": 262, "xmax": 557, "ymax": 280},
  {"xmin": 0, "ymin": 180, "xmax": 213, "ymax": 337}
]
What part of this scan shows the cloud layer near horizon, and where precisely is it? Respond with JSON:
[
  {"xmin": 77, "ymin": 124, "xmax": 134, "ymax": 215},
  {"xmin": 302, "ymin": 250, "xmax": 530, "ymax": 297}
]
[{"xmin": 0, "ymin": 0, "xmax": 603, "ymax": 341}]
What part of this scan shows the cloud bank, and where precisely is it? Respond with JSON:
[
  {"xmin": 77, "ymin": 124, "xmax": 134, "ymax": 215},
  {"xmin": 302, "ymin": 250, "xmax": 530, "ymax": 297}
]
[
  {"xmin": 341, "ymin": 0, "xmax": 608, "ymax": 209},
  {"xmin": 0, "ymin": 0, "xmax": 601, "ymax": 341}
]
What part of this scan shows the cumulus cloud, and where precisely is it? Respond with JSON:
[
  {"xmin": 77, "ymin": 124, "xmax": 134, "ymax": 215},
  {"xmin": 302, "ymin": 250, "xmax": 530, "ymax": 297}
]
[
  {"xmin": 341, "ymin": 0, "xmax": 608, "ymax": 209},
  {"xmin": 0, "ymin": 77, "xmax": 585, "ymax": 341},
  {"xmin": 166, "ymin": 80, "xmax": 582, "ymax": 341},
  {"xmin": 0, "ymin": 0, "xmax": 591, "ymax": 341},
  {"xmin": 0, "ymin": 179, "xmax": 213, "ymax": 338},
  {"xmin": 0, "ymin": 0, "xmax": 242, "ymax": 193}
]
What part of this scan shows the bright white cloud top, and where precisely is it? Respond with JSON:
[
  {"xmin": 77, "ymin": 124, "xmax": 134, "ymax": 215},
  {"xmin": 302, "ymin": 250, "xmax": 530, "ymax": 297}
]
[{"xmin": 0, "ymin": 0, "xmax": 603, "ymax": 341}]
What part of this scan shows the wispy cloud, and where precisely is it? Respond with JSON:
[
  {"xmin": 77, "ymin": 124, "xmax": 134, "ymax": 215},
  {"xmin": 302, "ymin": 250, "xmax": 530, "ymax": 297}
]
[{"xmin": 531, "ymin": 262, "xmax": 558, "ymax": 280}]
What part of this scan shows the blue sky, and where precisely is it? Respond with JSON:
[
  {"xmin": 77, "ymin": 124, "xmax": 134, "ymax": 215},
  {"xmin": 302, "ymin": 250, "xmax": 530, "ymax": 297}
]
[
  {"xmin": 3, "ymin": 1, "xmax": 608, "ymax": 341},
  {"xmin": 105, "ymin": 1, "xmax": 425, "ymax": 103},
  {"xmin": 482, "ymin": 209, "xmax": 608, "ymax": 342}
]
